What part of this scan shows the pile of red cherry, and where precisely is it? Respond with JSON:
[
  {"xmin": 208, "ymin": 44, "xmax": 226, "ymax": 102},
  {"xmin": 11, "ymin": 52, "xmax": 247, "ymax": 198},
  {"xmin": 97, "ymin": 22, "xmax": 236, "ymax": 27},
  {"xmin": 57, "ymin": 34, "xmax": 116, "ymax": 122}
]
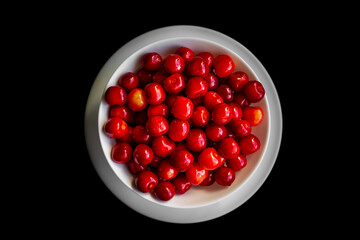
[{"xmin": 103, "ymin": 47, "xmax": 265, "ymax": 201}]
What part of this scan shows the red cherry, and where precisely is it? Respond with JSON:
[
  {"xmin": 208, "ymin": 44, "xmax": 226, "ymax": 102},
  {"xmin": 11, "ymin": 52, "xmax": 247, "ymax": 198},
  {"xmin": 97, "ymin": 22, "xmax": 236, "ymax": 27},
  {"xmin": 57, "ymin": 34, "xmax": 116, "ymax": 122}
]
[
  {"xmin": 227, "ymin": 71, "xmax": 249, "ymax": 92},
  {"xmin": 137, "ymin": 68, "xmax": 153, "ymax": 88},
  {"xmin": 172, "ymin": 174, "xmax": 192, "ymax": 194},
  {"xmin": 164, "ymin": 94, "xmax": 178, "ymax": 109},
  {"xmin": 231, "ymin": 119, "xmax": 251, "ymax": 138},
  {"xmin": 105, "ymin": 86, "xmax": 127, "ymax": 106},
  {"xmin": 170, "ymin": 149, "xmax": 194, "ymax": 172},
  {"xmin": 163, "ymin": 73, "xmax": 185, "ymax": 94},
  {"xmin": 144, "ymin": 83, "xmax": 166, "ymax": 105},
  {"xmin": 127, "ymin": 88, "xmax": 148, "ymax": 111},
  {"xmin": 186, "ymin": 128, "xmax": 207, "ymax": 152},
  {"xmin": 157, "ymin": 159, "xmax": 178, "ymax": 180},
  {"xmin": 151, "ymin": 135, "xmax": 176, "ymax": 157},
  {"xmin": 238, "ymin": 134, "xmax": 261, "ymax": 155},
  {"xmin": 152, "ymin": 68, "xmax": 169, "ymax": 85},
  {"xmin": 147, "ymin": 103, "xmax": 169, "ymax": 118},
  {"xmin": 217, "ymin": 137, "xmax": 240, "ymax": 159},
  {"xmin": 213, "ymin": 55, "xmax": 235, "ymax": 78},
  {"xmin": 128, "ymin": 158, "xmax": 147, "ymax": 174},
  {"xmin": 135, "ymin": 170, "xmax": 158, "ymax": 193},
  {"xmin": 141, "ymin": 52, "xmax": 162, "ymax": 71},
  {"xmin": 204, "ymin": 73, "xmax": 219, "ymax": 91},
  {"xmin": 216, "ymin": 84, "xmax": 234, "ymax": 103},
  {"xmin": 203, "ymin": 91, "xmax": 223, "ymax": 111},
  {"xmin": 211, "ymin": 103, "xmax": 232, "ymax": 125},
  {"xmin": 242, "ymin": 80, "xmax": 265, "ymax": 103},
  {"xmin": 199, "ymin": 171, "xmax": 215, "ymax": 186},
  {"xmin": 190, "ymin": 106, "xmax": 209, "ymax": 128},
  {"xmin": 205, "ymin": 122, "xmax": 227, "ymax": 142},
  {"xmin": 132, "ymin": 125, "xmax": 152, "ymax": 145},
  {"xmin": 175, "ymin": 47, "xmax": 194, "ymax": 64},
  {"xmin": 109, "ymin": 105, "xmax": 133, "ymax": 122},
  {"xmin": 171, "ymin": 96, "xmax": 193, "ymax": 120},
  {"xmin": 242, "ymin": 106, "xmax": 264, "ymax": 126},
  {"xmin": 233, "ymin": 93, "xmax": 250, "ymax": 109},
  {"xmin": 197, "ymin": 52, "xmax": 214, "ymax": 68},
  {"xmin": 146, "ymin": 116, "xmax": 169, "ymax": 137},
  {"xmin": 163, "ymin": 54, "xmax": 185, "ymax": 74},
  {"xmin": 214, "ymin": 167, "xmax": 235, "ymax": 186},
  {"xmin": 226, "ymin": 153, "xmax": 247, "ymax": 171},
  {"xmin": 185, "ymin": 163, "xmax": 209, "ymax": 185},
  {"xmin": 186, "ymin": 56, "xmax": 209, "ymax": 78},
  {"xmin": 133, "ymin": 144, "xmax": 154, "ymax": 166},
  {"xmin": 185, "ymin": 77, "xmax": 208, "ymax": 99},
  {"xmin": 116, "ymin": 126, "xmax": 134, "ymax": 145},
  {"xmin": 111, "ymin": 142, "xmax": 133, "ymax": 164},
  {"xmin": 198, "ymin": 147, "xmax": 225, "ymax": 170},
  {"xmin": 168, "ymin": 119, "xmax": 190, "ymax": 142},
  {"xmin": 154, "ymin": 181, "xmax": 175, "ymax": 201},
  {"xmin": 118, "ymin": 72, "xmax": 139, "ymax": 92},
  {"xmin": 134, "ymin": 109, "xmax": 148, "ymax": 125},
  {"xmin": 228, "ymin": 102, "xmax": 242, "ymax": 122},
  {"xmin": 104, "ymin": 117, "xmax": 128, "ymax": 139}
]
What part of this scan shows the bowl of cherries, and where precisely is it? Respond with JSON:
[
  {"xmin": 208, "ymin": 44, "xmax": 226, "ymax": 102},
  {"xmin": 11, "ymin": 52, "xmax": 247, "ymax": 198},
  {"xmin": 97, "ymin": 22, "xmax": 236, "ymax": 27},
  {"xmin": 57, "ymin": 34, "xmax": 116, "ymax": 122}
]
[{"xmin": 85, "ymin": 26, "xmax": 282, "ymax": 223}]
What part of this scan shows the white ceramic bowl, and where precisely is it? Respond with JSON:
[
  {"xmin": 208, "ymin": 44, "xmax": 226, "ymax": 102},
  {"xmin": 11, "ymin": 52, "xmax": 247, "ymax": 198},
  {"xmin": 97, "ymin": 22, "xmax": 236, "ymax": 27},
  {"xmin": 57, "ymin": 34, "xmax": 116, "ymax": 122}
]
[{"xmin": 85, "ymin": 25, "xmax": 282, "ymax": 223}]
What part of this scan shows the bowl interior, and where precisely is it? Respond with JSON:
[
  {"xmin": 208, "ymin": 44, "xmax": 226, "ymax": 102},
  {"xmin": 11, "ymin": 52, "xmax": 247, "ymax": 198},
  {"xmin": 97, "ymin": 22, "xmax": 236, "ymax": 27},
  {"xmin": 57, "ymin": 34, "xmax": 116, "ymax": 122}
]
[{"xmin": 98, "ymin": 37, "xmax": 270, "ymax": 208}]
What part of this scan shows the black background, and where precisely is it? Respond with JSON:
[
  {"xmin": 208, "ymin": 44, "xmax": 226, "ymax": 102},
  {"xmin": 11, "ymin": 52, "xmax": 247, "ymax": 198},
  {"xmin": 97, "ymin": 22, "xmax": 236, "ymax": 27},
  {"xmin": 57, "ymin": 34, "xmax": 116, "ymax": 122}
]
[{"xmin": 9, "ymin": 4, "xmax": 352, "ymax": 236}]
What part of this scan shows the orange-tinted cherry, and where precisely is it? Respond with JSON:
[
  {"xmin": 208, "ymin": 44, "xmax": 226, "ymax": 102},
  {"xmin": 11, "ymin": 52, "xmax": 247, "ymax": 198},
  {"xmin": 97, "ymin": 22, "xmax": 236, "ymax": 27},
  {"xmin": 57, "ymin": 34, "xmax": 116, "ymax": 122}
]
[
  {"xmin": 127, "ymin": 88, "xmax": 147, "ymax": 111},
  {"xmin": 242, "ymin": 106, "xmax": 264, "ymax": 126}
]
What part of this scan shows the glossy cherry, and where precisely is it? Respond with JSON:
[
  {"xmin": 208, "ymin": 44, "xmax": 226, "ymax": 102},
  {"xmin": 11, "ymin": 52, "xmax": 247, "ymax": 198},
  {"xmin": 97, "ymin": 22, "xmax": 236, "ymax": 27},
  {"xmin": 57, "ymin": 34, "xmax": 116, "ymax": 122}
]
[
  {"xmin": 242, "ymin": 106, "xmax": 264, "ymax": 126},
  {"xmin": 111, "ymin": 142, "xmax": 133, "ymax": 164},
  {"xmin": 172, "ymin": 174, "xmax": 192, "ymax": 194},
  {"xmin": 242, "ymin": 80, "xmax": 265, "ymax": 103},
  {"xmin": 128, "ymin": 158, "xmax": 147, "ymax": 174},
  {"xmin": 118, "ymin": 72, "xmax": 139, "ymax": 92},
  {"xmin": 228, "ymin": 102, "xmax": 242, "ymax": 122},
  {"xmin": 186, "ymin": 56, "xmax": 209, "ymax": 78},
  {"xmin": 147, "ymin": 103, "xmax": 169, "ymax": 118},
  {"xmin": 127, "ymin": 88, "xmax": 147, "ymax": 111},
  {"xmin": 104, "ymin": 117, "xmax": 128, "ymax": 139},
  {"xmin": 238, "ymin": 134, "xmax": 261, "ymax": 155},
  {"xmin": 231, "ymin": 119, "xmax": 251, "ymax": 138},
  {"xmin": 132, "ymin": 125, "xmax": 152, "ymax": 145},
  {"xmin": 185, "ymin": 77, "xmax": 208, "ymax": 99},
  {"xmin": 216, "ymin": 84, "xmax": 234, "ymax": 103},
  {"xmin": 163, "ymin": 54, "xmax": 185, "ymax": 74},
  {"xmin": 146, "ymin": 116, "xmax": 169, "ymax": 137},
  {"xmin": 190, "ymin": 106, "xmax": 209, "ymax": 128},
  {"xmin": 233, "ymin": 93, "xmax": 249, "ymax": 109},
  {"xmin": 214, "ymin": 167, "xmax": 235, "ymax": 186},
  {"xmin": 213, "ymin": 55, "xmax": 235, "ymax": 78},
  {"xmin": 144, "ymin": 83, "xmax": 166, "ymax": 105},
  {"xmin": 186, "ymin": 128, "xmax": 207, "ymax": 152},
  {"xmin": 141, "ymin": 52, "xmax": 162, "ymax": 71},
  {"xmin": 171, "ymin": 96, "xmax": 193, "ymax": 120},
  {"xmin": 226, "ymin": 153, "xmax": 247, "ymax": 171},
  {"xmin": 203, "ymin": 91, "xmax": 223, "ymax": 111},
  {"xmin": 211, "ymin": 103, "xmax": 232, "ymax": 125},
  {"xmin": 170, "ymin": 149, "xmax": 194, "ymax": 172},
  {"xmin": 217, "ymin": 137, "xmax": 240, "ymax": 159},
  {"xmin": 198, "ymin": 147, "xmax": 225, "ymax": 171},
  {"xmin": 205, "ymin": 122, "xmax": 227, "ymax": 142},
  {"xmin": 151, "ymin": 135, "xmax": 176, "ymax": 157},
  {"xmin": 228, "ymin": 71, "xmax": 249, "ymax": 92},
  {"xmin": 197, "ymin": 52, "xmax": 214, "ymax": 68},
  {"xmin": 185, "ymin": 163, "xmax": 209, "ymax": 185},
  {"xmin": 154, "ymin": 181, "xmax": 175, "ymax": 201},
  {"xmin": 135, "ymin": 170, "xmax": 158, "ymax": 193},
  {"xmin": 168, "ymin": 119, "xmax": 190, "ymax": 142},
  {"xmin": 175, "ymin": 47, "xmax": 194, "ymax": 64},
  {"xmin": 157, "ymin": 159, "xmax": 178, "ymax": 180},
  {"xmin": 137, "ymin": 68, "xmax": 153, "ymax": 88},
  {"xmin": 105, "ymin": 86, "xmax": 127, "ymax": 106},
  {"xmin": 199, "ymin": 171, "xmax": 215, "ymax": 186},
  {"xmin": 163, "ymin": 73, "xmax": 185, "ymax": 94},
  {"xmin": 204, "ymin": 73, "xmax": 219, "ymax": 91},
  {"xmin": 109, "ymin": 105, "xmax": 132, "ymax": 122},
  {"xmin": 152, "ymin": 68, "xmax": 169, "ymax": 84},
  {"xmin": 133, "ymin": 144, "xmax": 154, "ymax": 166}
]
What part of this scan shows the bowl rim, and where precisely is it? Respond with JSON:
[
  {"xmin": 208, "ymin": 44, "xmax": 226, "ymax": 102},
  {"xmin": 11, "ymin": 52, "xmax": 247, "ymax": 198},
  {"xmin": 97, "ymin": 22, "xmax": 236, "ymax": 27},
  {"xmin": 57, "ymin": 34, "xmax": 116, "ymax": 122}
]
[{"xmin": 85, "ymin": 25, "xmax": 282, "ymax": 223}]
